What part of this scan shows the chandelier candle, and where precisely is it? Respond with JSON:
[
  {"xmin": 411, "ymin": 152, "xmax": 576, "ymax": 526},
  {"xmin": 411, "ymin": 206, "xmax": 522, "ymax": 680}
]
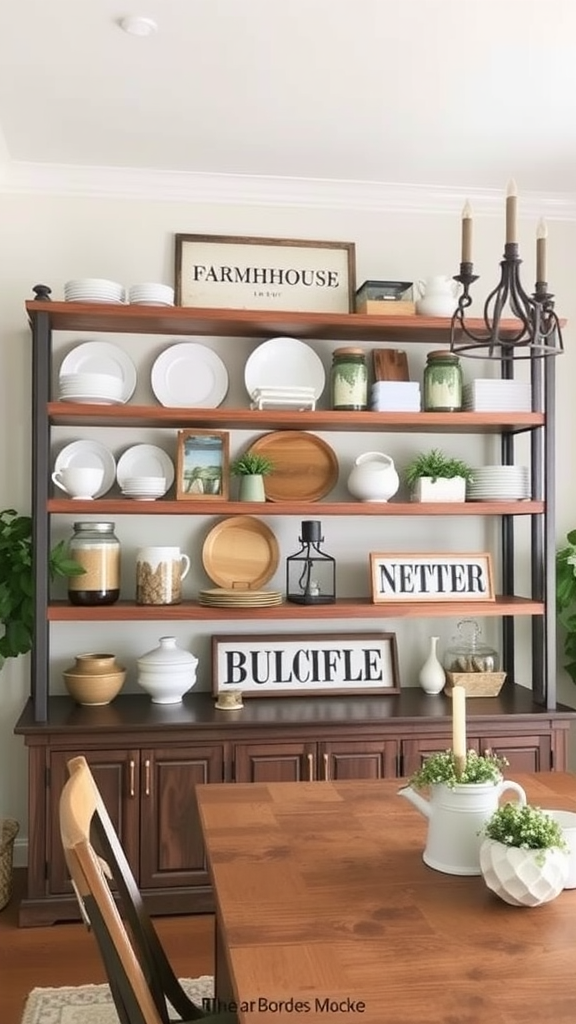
[
  {"xmin": 536, "ymin": 217, "xmax": 548, "ymax": 284},
  {"xmin": 505, "ymin": 178, "xmax": 518, "ymax": 244},
  {"xmin": 461, "ymin": 201, "xmax": 473, "ymax": 264},
  {"xmin": 451, "ymin": 684, "xmax": 467, "ymax": 776}
]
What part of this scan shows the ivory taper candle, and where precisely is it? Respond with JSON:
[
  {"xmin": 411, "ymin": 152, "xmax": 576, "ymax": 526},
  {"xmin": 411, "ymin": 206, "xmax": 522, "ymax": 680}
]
[
  {"xmin": 506, "ymin": 179, "xmax": 518, "ymax": 245},
  {"xmin": 451, "ymin": 684, "xmax": 467, "ymax": 776},
  {"xmin": 461, "ymin": 200, "xmax": 473, "ymax": 263},
  {"xmin": 536, "ymin": 217, "xmax": 548, "ymax": 283}
]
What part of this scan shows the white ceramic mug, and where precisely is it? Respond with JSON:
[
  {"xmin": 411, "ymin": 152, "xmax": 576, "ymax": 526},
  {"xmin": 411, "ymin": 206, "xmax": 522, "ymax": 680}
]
[
  {"xmin": 136, "ymin": 546, "xmax": 191, "ymax": 605},
  {"xmin": 544, "ymin": 810, "xmax": 576, "ymax": 888},
  {"xmin": 51, "ymin": 466, "xmax": 104, "ymax": 499}
]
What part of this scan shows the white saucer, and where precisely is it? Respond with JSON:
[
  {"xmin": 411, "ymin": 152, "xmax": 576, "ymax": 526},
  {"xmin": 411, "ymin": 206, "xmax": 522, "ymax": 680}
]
[
  {"xmin": 116, "ymin": 445, "xmax": 174, "ymax": 490},
  {"xmin": 151, "ymin": 343, "xmax": 229, "ymax": 408},
  {"xmin": 244, "ymin": 337, "xmax": 325, "ymax": 401},
  {"xmin": 54, "ymin": 440, "xmax": 116, "ymax": 498},
  {"xmin": 59, "ymin": 342, "xmax": 137, "ymax": 402}
]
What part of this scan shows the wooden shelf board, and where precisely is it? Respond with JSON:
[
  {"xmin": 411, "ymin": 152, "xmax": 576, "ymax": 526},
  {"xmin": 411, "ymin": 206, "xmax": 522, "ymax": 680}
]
[
  {"xmin": 48, "ymin": 498, "xmax": 544, "ymax": 517},
  {"xmin": 48, "ymin": 595, "xmax": 543, "ymax": 621}
]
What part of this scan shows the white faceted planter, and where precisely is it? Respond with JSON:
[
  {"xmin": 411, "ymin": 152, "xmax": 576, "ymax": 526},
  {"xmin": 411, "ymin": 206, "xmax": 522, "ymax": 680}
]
[
  {"xmin": 479, "ymin": 838, "xmax": 569, "ymax": 906},
  {"xmin": 411, "ymin": 476, "xmax": 467, "ymax": 503}
]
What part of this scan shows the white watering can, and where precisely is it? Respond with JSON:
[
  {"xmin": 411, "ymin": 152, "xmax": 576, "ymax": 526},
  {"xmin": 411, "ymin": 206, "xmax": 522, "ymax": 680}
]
[
  {"xmin": 398, "ymin": 777, "xmax": 527, "ymax": 875},
  {"xmin": 415, "ymin": 276, "xmax": 461, "ymax": 317}
]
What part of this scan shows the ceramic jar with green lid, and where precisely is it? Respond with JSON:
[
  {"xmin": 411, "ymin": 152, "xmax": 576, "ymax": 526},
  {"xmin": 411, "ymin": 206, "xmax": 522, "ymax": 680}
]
[
  {"xmin": 423, "ymin": 350, "xmax": 463, "ymax": 411},
  {"xmin": 330, "ymin": 347, "xmax": 368, "ymax": 410}
]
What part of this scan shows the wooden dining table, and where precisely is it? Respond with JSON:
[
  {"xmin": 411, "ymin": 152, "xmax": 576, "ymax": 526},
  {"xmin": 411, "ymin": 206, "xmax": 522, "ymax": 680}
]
[{"xmin": 196, "ymin": 773, "xmax": 576, "ymax": 1023}]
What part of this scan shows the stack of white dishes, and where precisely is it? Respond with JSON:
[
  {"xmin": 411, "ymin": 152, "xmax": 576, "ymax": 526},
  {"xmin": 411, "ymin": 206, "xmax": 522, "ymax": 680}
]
[
  {"xmin": 462, "ymin": 380, "xmax": 532, "ymax": 412},
  {"xmin": 120, "ymin": 476, "xmax": 168, "ymax": 501},
  {"xmin": 371, "ymin": 381, "xmax": 421, "ymax": 411},
  {"xmin": 59, "ymin": 341, "xmax": 137, "ymax": 403},
  {"xmin": 467, "ymin": 465, "xmax": 530, "ymax": 501},
  {"xmin": 53, "ymin": 440, "xmax": 116, "ymax": 498},
  {"xmin": 250, "ymin": 386, "xmax": 316, "ymax": 410},
  {"xmin": 64, "ymin": 279, "xmax": 125, "ymax": 304},
  {"xmin": 128, "ymin": 283, "xmax": 175, "ymax": 306},
  {"xmin": 58, "ymin": 372, "xmax": 125, "ymax": 404}
]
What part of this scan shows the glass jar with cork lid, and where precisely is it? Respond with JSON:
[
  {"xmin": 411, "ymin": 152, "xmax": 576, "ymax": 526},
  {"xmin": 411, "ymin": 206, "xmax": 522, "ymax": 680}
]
[
  {"xmin": 330, "ymin": 347, "xmax": 368, "ymax": 410},
  {"xmin": 67, "ymin": 521, "xmax": 121, "ymax": 606},
  {"xmin": 423, "ymin": 350, "xmax": 463, "ymax": 411}
]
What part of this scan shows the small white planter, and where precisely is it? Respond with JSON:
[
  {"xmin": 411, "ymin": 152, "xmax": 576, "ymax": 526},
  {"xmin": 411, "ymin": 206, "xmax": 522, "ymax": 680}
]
[
  {"xmin": 479, "ymin": 838, "xmax": 569, "ymax": 906},
  {"xmin": 411, "ymin": 476, "xmax": 467, "ymax": 503}
]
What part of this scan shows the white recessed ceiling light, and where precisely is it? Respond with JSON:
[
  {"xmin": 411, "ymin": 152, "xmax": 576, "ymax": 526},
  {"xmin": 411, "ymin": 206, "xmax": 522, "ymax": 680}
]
[{"xmin": 118, "ymin": 15, "xmax": 158, "ymax": 37}]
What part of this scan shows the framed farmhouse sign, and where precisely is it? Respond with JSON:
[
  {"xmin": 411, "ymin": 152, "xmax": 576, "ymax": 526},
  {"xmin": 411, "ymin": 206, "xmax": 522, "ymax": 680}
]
[
  {"xmin": 370, "ymin": 552, "xmax": 495, "ymax": 604},
  {"xmin": 174, "ymin": 234, "xmax": 356, "ymax": 312},
  {"xmin": 212, "ymin": 632, "xmax": 400, "ymax": 697}
]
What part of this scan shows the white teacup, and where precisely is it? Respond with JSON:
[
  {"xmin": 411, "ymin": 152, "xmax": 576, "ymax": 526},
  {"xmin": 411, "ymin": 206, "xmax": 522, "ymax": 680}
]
[
  {"xmin": 544, "ymin": 810, "xmax": 576, "ymax": 888},
  {"xmin": 136, "ymin": 546, "xmax": 191, "ymax": 605},
  {"xmin": 51, "ymin": 466, "xmax": 104, "ymax": 499}
]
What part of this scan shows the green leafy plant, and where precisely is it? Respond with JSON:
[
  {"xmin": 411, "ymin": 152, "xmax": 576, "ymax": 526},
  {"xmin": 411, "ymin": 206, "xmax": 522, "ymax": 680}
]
[
  {"xmin": 409, "ymin": 749, "xmax": 508, "ymax": 789},
  {"xmin": 404, "ymin": 448, "xmax": 474, "ymax": 489},
  {"xmin": 230, "ymin": 452, "xmax": 275, "ymax": 476},
  {"xmin": 0, "ymin": 509, "xmax": 84, "ymax": 666},
  {"xmin": 556, "ymin": 528, "xmax": 576, "ymax": 683},
  {"xmin": 482, "ymin": 802, "xmax": 567, "ymax": 856}
]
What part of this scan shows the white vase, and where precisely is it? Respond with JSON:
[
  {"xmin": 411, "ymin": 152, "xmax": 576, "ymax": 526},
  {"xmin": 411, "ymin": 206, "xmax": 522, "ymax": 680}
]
[
  {"xmin": 479, "ymin": 838, "xmax": 569, "ymax": 906},
  {"xmin": 346, "ymin": 452, "xmax": 400, "ymax": 502},
  {"xmin": 418, "ymin": 636, "xmax": 445, "ymax": 694}
]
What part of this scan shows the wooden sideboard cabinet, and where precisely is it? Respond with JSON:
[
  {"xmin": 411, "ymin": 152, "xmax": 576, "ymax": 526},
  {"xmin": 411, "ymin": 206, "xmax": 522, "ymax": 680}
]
[{"xmin": 15, "ymin": 690, "xmax": 574, "ymax": 925}]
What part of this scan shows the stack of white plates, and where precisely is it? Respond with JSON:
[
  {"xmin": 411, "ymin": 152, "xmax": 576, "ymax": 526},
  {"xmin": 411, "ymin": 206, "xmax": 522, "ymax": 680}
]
[
  {"xmin": 250, "ymin": 385, "xmax": 316, "ymax": 410},
  {"xmin": 467, "ymin": 465, "xmax": 530, "ymax": 501},
  {"xmin": 462, "ymin": 380, "xmax": 532, "ymax": 412},
  {"xmin": 128, "ymin": 283, "xmax": 175, "ymax": 306},
  {"xmin": 64, "ymin": 279, "xmax": 125, "ymax": 304},
  {"xmin": 371, "ymin": 381, "xmax": 421, "ymax": 411},
  {"xmin": 58, "ymin": 372, "xmax": 125, "ymax": 404},
  {"xmin": 120, "ymin": 475, "xmax": 168, "ymax": 501}
]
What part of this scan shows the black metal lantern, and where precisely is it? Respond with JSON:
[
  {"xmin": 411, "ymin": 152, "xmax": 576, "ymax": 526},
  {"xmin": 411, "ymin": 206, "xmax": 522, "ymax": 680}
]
[{"xmin": 286, "ymin": 520, "xmax": 335, "ymax": 605}]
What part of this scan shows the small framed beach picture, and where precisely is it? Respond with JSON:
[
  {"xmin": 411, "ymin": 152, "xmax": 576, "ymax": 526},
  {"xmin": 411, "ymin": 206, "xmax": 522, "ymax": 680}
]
[{"xmin": 176, "ymin": 429, "xmax": 230, "ymax": 500}]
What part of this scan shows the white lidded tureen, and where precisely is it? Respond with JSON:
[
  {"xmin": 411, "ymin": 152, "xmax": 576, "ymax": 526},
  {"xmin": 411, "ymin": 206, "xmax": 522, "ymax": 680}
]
[{"xmin": 136, "ymin": 636, "xmax": 198, "ymax": 704}]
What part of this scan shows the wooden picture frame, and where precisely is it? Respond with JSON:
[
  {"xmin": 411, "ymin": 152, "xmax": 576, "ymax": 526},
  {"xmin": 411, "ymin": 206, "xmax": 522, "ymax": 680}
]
[
  {"xmin": 211, "ymin": 632, "xmax": 400, "ymax": 698},
  {"xmin": 175, "ymin": 233, "xmax": 356, "ymax": 312},
  {"xmin": 370, "ymin": 551, "xmax": 495, "ymax": 603},
  {"xmin": 176, "ymin": 429, "xmax": 229, "ymax": 500}
]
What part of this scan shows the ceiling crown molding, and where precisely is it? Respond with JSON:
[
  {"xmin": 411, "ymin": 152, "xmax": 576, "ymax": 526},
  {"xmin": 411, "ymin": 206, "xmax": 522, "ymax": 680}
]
[{"xmin": 2, "ymin": 158, "xmax": 576, "ymax": 220}]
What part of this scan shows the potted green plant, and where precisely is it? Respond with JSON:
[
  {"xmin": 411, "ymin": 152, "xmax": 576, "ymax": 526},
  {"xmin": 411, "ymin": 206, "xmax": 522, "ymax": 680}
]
[
  {"xmin": 407, "ymin": 749, "xmax": 507, "ymax": 790},
  {"xmin": 479, "ymin": 802, "xmax": 569, "ymax": 906},
  {"xmin": 403, "ymin": 447, "xmax": 473, "ymax": 503},
  {"xmin": 230, "ymin": 451, "xmax": 274, "ymax": 502},
  {"xmin": 0, "ymin": 508, "xmax": 84, "ymax": 667},
  {"xmin": 556, "ymin": 528, "xmax": 576, "ymax": 683}
]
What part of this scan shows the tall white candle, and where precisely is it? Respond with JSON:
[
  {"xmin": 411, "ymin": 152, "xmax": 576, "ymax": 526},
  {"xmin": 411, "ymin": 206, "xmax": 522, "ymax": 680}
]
[
  {"xmin": 451, "ymin": 685, "xmax": 467, "ymax": 775},
  {"xmin": 536, "ymin": 217, "xmax": 548, "ymax": 283},
  {"xmin": 461, "ymin": 200, "xmax": 473, "ymax": 263},
  {"xmin": 506, "ymin": 179, "xmax": 518, "ymax": 245}
]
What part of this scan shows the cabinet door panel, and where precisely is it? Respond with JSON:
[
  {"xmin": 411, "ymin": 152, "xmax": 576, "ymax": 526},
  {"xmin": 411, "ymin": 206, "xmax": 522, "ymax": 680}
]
[
  {"xmin": 139, "ymin": 745, "xmax": 224, "ymax": 889},
  {"xmin": 233, "ymin": 742, "xmax": 315, "ymax": 782},
  {"xmin": 48, "ymin": 748, "xmax": 140, "ymax": 894},
  {"xmin": 320, "ymin": 740, "xmax": 398, "ymax": 780},
  {"xmin": 479, "ymin": 734, "xmax": 552, "ymax": 773}
]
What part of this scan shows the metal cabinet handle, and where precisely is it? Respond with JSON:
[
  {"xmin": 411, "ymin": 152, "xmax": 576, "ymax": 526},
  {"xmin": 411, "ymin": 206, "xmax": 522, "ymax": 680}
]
[
  {"xmin": 144, "ymin": 758, "xmax": 151, "ymax": 797},
  {"xmin": 307, "ymin": 753, "xmax": 314, "ymax": 781},
  {"xmin": 128, "ymin": 759, "xmax": 135, "ymax": 798},
  {"xmin": 323, "ymin": 752, "xmax": 330, "ymax": 781}
]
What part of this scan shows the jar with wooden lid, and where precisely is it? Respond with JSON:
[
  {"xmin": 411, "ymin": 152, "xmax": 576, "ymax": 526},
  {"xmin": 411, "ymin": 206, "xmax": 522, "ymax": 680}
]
[
  {"xmin": 423, "ymin": 350, "xmax": 463, "ymax": 411},
  {"xmin": 67, "ymin": 522, "xmax": 121, "ymax": 606},
  {"xmin": 330, "ymin": 347, "xmax": 368, "ymax": 410}
]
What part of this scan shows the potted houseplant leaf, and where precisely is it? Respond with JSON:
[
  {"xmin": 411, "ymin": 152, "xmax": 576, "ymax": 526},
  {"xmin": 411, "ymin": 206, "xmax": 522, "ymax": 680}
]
[
  {"xmin": 230, "ymin": 451, "xmax": 274, "ymax": 502},
  {"xmin": 479, "ymin": 802, "xmax": 569, "ymax": 906},
  {"xmin": 556, "ymin": 528, "xmax": 576, "ymax": 683},
  {"xmin": 0, "ymin": 508, "xmax": 84, "ymax": 667},
  {"xmin": 403, "ymin": 447, "xmax": 473, "ymax": 503}
]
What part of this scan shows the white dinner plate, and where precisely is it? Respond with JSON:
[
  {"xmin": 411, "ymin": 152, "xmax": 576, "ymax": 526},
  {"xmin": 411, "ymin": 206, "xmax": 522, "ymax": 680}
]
[
  {"xmin": 54, "ymin": 440, "xmax": 116, "ymax": 498},
  {"xmin": 244, "ymin": 337, "xmax": 325, "ymax": 401},
  {"xmin": 59, "ymin": 342, "xmax": 137, "ymax": 402},
  {"xmin": 116, "ymin": 444, "xmax": 175, "ymax": 490},
  {"xmin": 151, "ymin": 343, "xmax": 229, "ymax": 408}
]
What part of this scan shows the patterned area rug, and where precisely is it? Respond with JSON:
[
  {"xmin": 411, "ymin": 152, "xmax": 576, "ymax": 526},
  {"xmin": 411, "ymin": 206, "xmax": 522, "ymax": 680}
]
[{"xmin": 20, "ymin": 976, "xmax": 214, "ymax": 1024}]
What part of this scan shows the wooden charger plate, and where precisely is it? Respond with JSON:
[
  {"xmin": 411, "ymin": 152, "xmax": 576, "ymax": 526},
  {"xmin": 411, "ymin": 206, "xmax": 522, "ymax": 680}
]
[
  {"xmin": 249, "ymin": 430, "xmax": 339, "ymax": 502},
  {"xmin": 202, "ymin": 516, "xmax": 279, "ymax": 590}
]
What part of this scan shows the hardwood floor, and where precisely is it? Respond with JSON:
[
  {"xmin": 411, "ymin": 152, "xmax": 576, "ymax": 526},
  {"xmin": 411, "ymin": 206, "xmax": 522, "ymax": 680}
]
[{"xmin": 0, "ymin": 870, "xmax": 215, "ymax": 1024}]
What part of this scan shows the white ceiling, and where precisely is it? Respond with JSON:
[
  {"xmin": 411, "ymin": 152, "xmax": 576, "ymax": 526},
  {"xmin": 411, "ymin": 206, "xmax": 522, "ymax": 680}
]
[{"xmin": 1, "ymin": 0, "xmax": 576, "ymax": 204}]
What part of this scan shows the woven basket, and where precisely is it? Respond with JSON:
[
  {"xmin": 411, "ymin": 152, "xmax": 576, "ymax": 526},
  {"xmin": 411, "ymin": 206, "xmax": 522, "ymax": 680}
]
[
  {"xmin": 0, "ymin": 818, "xmax": 19, "ymax": 911},
  {"xmin": 445, "ymin": 671, "xmax": 506, "ymax": 698}
]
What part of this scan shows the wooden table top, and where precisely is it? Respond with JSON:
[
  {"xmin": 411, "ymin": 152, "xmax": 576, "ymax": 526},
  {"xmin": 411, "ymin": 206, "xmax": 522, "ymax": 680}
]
[{"xmin": 197, "ymin": 773, "xmax": 576, "ymax": 1024}]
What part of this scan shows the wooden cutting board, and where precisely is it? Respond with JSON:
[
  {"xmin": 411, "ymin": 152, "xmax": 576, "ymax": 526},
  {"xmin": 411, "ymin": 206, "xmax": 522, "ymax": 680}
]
[{"xmin": 372, "ymin": 348, "xmax": 410, "ymax": 381}]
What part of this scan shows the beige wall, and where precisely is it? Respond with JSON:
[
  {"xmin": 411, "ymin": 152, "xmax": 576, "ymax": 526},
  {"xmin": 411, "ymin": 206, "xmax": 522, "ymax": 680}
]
[{"xmin": 1, "ymin": 189, "xmax": 575, "ymax": 862}]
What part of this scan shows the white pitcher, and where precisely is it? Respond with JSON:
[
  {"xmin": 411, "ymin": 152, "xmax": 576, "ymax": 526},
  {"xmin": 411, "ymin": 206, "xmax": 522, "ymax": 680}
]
[
  {"xmin": 398, "ymin": 777, "xmax": 527, "ymax": 875},
  {"xmin": 347, "ymin": 452, "xmax": 400, "ymax": 502},
  {"xmin": 415, "ymin": 276, "xmax": 460, "ymax": 317}
]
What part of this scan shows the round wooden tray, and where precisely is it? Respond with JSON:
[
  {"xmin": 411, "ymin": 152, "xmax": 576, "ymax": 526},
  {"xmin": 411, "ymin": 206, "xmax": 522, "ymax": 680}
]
[
  {"xmin": 202, "ymin": 516, "xmax": 280, "ymax": 590},
  {"xmin": 248, "ymin": 430, "xmax": 339, "ymax": 502}
]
